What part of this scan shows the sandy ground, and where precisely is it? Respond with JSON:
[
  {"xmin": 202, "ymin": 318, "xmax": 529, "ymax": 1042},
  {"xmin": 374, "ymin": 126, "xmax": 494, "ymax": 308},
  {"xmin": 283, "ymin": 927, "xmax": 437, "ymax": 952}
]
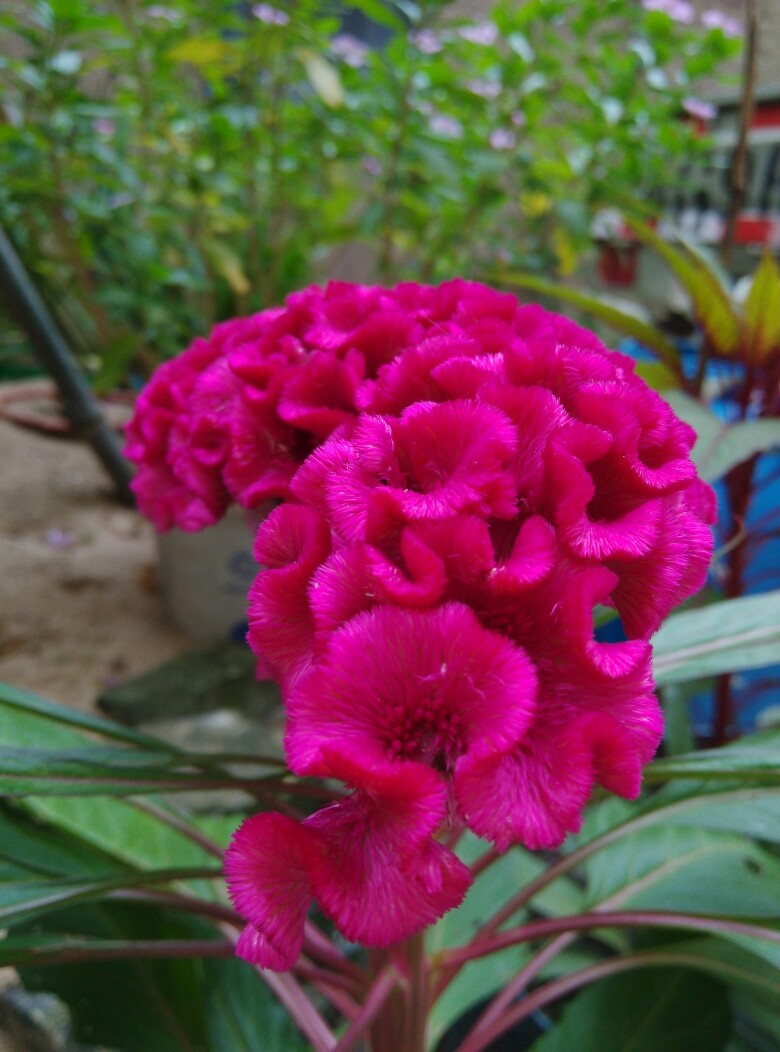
[{"xmin": 0, "ymin": 415, "xmax": 191, "ymax": 712}]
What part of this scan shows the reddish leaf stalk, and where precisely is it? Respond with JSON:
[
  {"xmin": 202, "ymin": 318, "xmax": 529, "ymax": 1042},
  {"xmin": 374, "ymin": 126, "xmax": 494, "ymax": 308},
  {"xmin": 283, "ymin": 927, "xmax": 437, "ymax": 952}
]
[
  {"xmin": 333, "ymin": 965, "xmax": 402, "ymax": 1052},
  {"xmin": 457, "ymin": 950, "xmax": 723, "ymax": 1052},
  {"xmin": 438, "ymin": 909, "xmax": 780, "ymax": 971}
]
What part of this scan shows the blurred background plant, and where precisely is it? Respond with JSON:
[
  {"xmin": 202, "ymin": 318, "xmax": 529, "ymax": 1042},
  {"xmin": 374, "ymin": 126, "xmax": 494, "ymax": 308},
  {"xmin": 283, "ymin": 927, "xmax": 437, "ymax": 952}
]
[{"xmin": 0, "ymin": 0, "xmax": 739, "ymax": 389}]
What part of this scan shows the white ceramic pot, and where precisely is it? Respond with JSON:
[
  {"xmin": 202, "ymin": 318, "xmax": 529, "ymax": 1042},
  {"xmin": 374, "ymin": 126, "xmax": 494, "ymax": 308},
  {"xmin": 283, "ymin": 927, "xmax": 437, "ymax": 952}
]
[{"xmin": 156, "ymin": 503, "xmax": 274, "ymax": 642}]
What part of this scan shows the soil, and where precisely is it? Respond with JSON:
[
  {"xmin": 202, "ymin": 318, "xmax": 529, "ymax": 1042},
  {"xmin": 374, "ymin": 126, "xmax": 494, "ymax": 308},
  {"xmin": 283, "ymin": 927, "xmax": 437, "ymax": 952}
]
[{"xmin": 0, "ymin": 413, "xmax": 191, "ymax": 713}]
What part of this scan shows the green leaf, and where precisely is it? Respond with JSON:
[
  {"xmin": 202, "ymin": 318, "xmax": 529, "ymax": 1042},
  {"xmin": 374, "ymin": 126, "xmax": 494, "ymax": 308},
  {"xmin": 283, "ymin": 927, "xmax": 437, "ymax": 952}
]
[
  {"xmin": 203, "ymin": 238, "xmax": 250, "ymax": 296},
  {"xmin": 625, "ymin": 216, "xmax": 741, "ymax": 356},
  {"xmin": 298, "ymin": 49, "xmax": 344, "ymax": 108},
  {"xmin": 0, "ymin": 691, "xmax": 225, "ymax": 871},
  {"xmin": 0, "ymin": 801, "xmax": 126, "ymax": 880},
  {"xmin": 743, "ymin": 252, "xmax": 780, "ymax": 365},
  {"xmin": 531, "ymin": 967, "xmax": 731, "ymax": 1051},
  {"xmin": 16, "ymin": 903, "xmax": 216, "ymax": 1052},
  {"xmin": 49, "ymin": 50, "xmax": 83, "ymax": 75},
  {"xmin": 653, "ymin": 936, "xmax": 780, "ymax": 999},
  {"xmin": 0, "ymin": 682, "xmax": 285, "ymax": 799},
  {"xmin": 0, "ymin": 744, "xmax": 273, "ymax": 796},
  {"xmin": 167, "ymin": 35, "xmax": 235, "ymax": 69},
  {"xmin": 0, "ymin": 932, "xmax": 229, "ymax": 968},
  {"xmin": 700, "ymin": 418, "xmax": 780, "ymax": 481},
  {"xmin": 92, "ymin": 331, "xmax": 139, "ymax": 394},
  {"xmin": 0, "ymin": 865, "xmax": 222, "ymax": 930},
  {"xmin": 583, "ymin": 826, "xmax": 780, "ymax": 917},
  {"xmin": 23, "ymin": 794, "xmax": 224, "ymax": 873},
  {"xmin": 633, "ymin": 358, "xmax": 680, "ymax": 392},
  {"xmin": 652, "ymin": 591, "xmax": 780, "ymax": 686},
  {"xmin": 664, "ymin": 391, "xmax": 780, "ymax": 479},
  {"xmin": 497, "ymin": 271, "xmax": 682, "ymax": 374},
  {"xmin": 647, "ymin": 730, "xmax": 780, "ymax": 789},
  {"xmin": 0, "ymin": 681, "xmax": 173, "ymax": 750},
  {"xmin": 346, "ymin": 0, "xmax": 404, "ymax": 29},
  {"xmin": 428, "ymin": 834, "xmax": 584, "ymax": 1044},
  {"xmin": 203, "ymin": 956, "xmax": 310, "ymax": 1052}
]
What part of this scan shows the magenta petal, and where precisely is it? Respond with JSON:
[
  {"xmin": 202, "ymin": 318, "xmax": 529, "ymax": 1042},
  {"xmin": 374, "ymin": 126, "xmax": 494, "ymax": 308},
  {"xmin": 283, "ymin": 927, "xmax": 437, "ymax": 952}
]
[
  {"xmin": 362, "ymin": 335, "xmax": 481, "ymax": 413},
  {"xmin": 130, "ymin": 463, "xmax": 226, "ymax": 532},
  {"xmin": 383, "ymin": 400, "xmax": 518, "ymax": 521},
  {"xmin": 547, "ymin": 426, "xmax": 665, "ymax": 560},
  {"xmin": 309, "ymin": 544, "xmax": 377, "ymax": 642},
  {"xmin": 252, "ymin": 502, "xmax": 331, "ymax": 569},
  {"xmin": 457, "ymin": 707, "xmax": 652, "ymax": 852},
  {"xmin": 285, "ymin": 603, "xmax": 536, "ymax": 777},
  {"xmin": 410, "ymin": 515, "xmax": 496, "ymax": 589},
  {"xmin": 479, "ymin": 382, "xmax": 569, "ymax": 504},
  {"xmin": 247, "ymin": 505, "xmax": 332, "ymax": 684},
  {"xmin": 456, "ymin": 714, "xmax": 598, "ymax": 851},
  {"xmin": 290, "ymin": 435, "xmax": 357, "ymax": 513},
  {"xmin": 277, "ymin": 350, "xmax": 363, "ymax": 439},
  {"xmin": 575, "ymin": 382, "xmax": 697, "ymax": 494},
  {"xmin": 611, "ymin": 499, "xmax": 715, "ymax": 638},
  {"xmin": 225, "ymin": 812, "xmax": 316, "ymax": 970},
  {"xmin": 303, "ymin": 765, "xmax": 471, "ymax": 946},
  {"xmin": 431, "ymin": 353, "xmax": 504, "ymax": 399},
  {"xmin": 364, "ymin": 530, "xmax": 447, "ymax": 606},
  {"xmin": 493, "ymin": 516, "xmax": 556, "ymax": 591}
]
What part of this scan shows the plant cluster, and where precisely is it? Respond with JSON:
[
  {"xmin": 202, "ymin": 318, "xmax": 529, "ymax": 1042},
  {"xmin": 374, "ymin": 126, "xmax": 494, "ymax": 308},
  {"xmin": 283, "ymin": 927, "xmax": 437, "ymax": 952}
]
[
  {"xmin": 26, "ymin": 279, "xmax": 771, "ymax": 1049},
  {"xmin": 0, "ymin": 0, "xmax": 739, "ymax": 386}
]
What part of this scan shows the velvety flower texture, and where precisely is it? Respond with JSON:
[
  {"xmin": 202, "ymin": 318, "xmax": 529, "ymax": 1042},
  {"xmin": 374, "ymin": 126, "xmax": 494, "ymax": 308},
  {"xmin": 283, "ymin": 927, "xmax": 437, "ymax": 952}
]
[
  {"xmin": 125, "ymin": 279, "xmax": 518, "ymax": 531},
  {"xmin": 221, "ymin": 284, "xmax": 715, "ymax": 970}
]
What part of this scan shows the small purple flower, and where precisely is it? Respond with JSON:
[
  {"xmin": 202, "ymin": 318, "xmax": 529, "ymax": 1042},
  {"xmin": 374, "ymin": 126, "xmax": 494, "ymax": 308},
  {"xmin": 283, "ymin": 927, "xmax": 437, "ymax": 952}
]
[
  {"xmin": 362, "ymin": 156, "xmax": 381, "ymax": 177},
  {"xmin": 668, "ymin": 0, "xmax": 695, "ymax": 22},
  {"xmin": 466, "ymin": 79, "xmax": 501, "ymax": 100},
  {"xmin": 331, "ymin": 33, "xmax": 370, "ymax": 68},
  {"xmin": 642, "ymin": 0, "xmax": 694, "ymax": 20},
  {"xmin": 489, "ymin": 128, "xmax": 516, "ymax": 151},
  {"xmin": 45, "ymin": 528, "xmax": 75, "ymax": 550},
  {"xmin": 683, "ymin": 97, "xmax": 717, "ymax": 121},
  {"xmin": 510, "ymin": 111, "xmax": 527, "ymax": 127},
  {"xmin": 93, "ymin": 118, "xmax": 116, "ymax": 137},
  {"xmin": 252, "ymin": 4, "xmax": 289, "ymax": 26},
  {"xmin": 429, "ymin": 114, "xmax": 463, "ymax": 139},
  {"xmin": 145, "ymin": 5, "xmax": 181, "ymax": 21},
  {"xmin": 408, "ymin": 29, "xmax": 442, "ymax": 55},
  {"xmin": 702, "ymin": 10, "xmax": 742, "ymax": 37},
  {"xmin": 458, "ymin": 22, "xmax": 499, "ymax": 46}
]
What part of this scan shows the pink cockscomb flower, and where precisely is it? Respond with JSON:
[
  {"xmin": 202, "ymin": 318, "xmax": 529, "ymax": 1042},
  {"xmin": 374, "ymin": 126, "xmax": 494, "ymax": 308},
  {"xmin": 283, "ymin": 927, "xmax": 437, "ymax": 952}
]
[
  {"xmin": 225, "ymin": 284, "xmax": 715, "ymax": 969},
  {"xmin": 125, "ymin": 279, "xmax": 521, "ymax": 532}
]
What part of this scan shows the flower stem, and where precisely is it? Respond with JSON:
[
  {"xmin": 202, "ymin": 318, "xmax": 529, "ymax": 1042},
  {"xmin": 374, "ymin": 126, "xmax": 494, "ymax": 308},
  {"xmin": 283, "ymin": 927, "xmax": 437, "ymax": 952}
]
[{"xmin": 404, "ymin": 931, "xmax": 429, "ymax": 1052}]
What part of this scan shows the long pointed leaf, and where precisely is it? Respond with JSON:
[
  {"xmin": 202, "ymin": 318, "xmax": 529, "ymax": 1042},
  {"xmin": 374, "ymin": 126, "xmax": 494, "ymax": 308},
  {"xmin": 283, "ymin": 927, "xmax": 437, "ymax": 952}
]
[
  {"xmin": 0, "ymin": 681, "xmax": 175, "ymax": 750},
  {"xmin": 0, "ymin": 933, "xmax": 232, "ymax": 967},
  {"xmin": 0, "ymin": 865, "xmax": 223, "ymax": 928},
  {"xmin": 743, "ymin": 252, "xmax": 780, "ymax": 365},
  {"xmin": 0, "ymin": 745, "xmax": 286, "ymax": 796},
  {"xmin": 652, "ymin": 590, "xmax": 780, "ymax": 685},
  {"xmin": 625, "ymin": 216, "xmax": 741, "ymax": 356}
]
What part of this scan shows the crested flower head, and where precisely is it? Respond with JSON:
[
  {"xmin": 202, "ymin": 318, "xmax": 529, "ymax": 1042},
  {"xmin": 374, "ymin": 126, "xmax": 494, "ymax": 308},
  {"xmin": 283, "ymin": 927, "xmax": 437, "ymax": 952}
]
[
  {"xmin": 126, "ymin": 280, "xmax": 523, "ymax": 531},
  {"xmin": 212, "ymin": 282, "xmax": 715, "ymax": 969}
]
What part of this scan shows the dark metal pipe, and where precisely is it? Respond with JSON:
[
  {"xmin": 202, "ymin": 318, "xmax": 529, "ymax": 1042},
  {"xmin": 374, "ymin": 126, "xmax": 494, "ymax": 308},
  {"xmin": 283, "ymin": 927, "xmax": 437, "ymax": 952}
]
[{"xmin": 0, "ymin": 225, "xmax": 134, "ymax": 506}]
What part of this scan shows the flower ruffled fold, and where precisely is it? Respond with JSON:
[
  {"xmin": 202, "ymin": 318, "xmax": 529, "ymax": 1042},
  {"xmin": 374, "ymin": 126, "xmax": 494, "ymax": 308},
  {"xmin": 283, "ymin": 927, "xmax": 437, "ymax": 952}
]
[{"xmin": 225, "ymin": 757, "xmax": 472, "ymax": 970}]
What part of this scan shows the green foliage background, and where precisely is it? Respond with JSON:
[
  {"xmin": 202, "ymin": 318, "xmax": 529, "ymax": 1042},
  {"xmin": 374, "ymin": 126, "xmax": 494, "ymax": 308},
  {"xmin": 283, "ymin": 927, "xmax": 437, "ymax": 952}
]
[{"xmin": 0, "ymin": 0, "xmax": 739, "ymax": 385}]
